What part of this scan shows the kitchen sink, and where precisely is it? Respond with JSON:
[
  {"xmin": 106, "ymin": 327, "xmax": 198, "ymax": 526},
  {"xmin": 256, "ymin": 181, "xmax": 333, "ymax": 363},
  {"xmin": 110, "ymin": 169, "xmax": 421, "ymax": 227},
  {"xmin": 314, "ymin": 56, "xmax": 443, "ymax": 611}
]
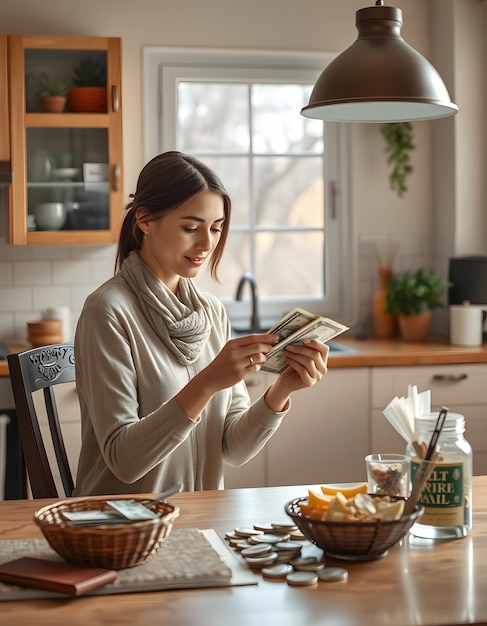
[{"xmin": 326, "ymin": 340, "xmax": 357, "ymax": 355}]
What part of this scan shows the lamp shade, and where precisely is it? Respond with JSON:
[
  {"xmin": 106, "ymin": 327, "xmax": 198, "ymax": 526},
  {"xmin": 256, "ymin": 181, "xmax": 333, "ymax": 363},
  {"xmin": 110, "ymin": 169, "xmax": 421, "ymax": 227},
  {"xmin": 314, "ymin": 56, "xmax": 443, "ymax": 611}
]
[{"xmin": 301, "ymin": 3, "xmax": 458, "ymax": 123}]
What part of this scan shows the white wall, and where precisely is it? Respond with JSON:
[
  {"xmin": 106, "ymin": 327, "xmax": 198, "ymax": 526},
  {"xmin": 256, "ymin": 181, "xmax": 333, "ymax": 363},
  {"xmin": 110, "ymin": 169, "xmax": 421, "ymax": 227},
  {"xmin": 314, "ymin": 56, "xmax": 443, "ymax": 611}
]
[{"xmin": 0, "ymin": 0, "xmax": 484, "ymax": 342}]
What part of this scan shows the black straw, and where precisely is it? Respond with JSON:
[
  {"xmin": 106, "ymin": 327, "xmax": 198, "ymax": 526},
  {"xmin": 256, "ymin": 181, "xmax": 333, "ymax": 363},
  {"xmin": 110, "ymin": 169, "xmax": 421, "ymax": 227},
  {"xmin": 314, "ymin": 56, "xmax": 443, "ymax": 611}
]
[{"xmin": 424, "ymin": 406, "xmax": 448, "ymax": 461}]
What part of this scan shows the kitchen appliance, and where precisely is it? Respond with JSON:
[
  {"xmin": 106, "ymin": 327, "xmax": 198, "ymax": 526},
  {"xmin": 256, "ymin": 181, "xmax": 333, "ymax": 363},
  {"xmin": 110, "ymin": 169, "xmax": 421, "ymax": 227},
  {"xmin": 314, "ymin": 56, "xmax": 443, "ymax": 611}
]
[{"xmin": 448, "ymin": 256, "xmax": 487, "ymax": 342}]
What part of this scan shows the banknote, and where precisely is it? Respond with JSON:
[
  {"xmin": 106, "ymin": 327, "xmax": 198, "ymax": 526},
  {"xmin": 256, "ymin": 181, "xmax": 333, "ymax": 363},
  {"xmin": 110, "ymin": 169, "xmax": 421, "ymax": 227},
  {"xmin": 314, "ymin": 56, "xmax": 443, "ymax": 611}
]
[{"xmin": 261, "ymin": 307, "xmax": 349, "ymax": 374}]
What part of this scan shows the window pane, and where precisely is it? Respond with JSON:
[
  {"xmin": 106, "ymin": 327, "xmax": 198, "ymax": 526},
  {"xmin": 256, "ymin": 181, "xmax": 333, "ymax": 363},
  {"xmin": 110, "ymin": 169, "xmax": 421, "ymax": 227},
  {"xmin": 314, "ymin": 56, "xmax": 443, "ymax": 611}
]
[
  {"xmin": 255, "ymin": 232, "xmax": 324, "ymax": 298},
  {"xmin": 177, "ymin": 82, "xmax": 249, "ymax": 153},
  {"xmin": 194, "ymin": 232, "xmax": 251, "ymax": 299},
  {"xmin": 253, "ymin": 156, "xmax": 324, "ymax": 229},
  {"xmin": 200, "ymin": 156, "xmax": 250, "ymax": 228},
  {"xmin": 251, "ymin": 84, "xmax": 323, "ymax": 154}
]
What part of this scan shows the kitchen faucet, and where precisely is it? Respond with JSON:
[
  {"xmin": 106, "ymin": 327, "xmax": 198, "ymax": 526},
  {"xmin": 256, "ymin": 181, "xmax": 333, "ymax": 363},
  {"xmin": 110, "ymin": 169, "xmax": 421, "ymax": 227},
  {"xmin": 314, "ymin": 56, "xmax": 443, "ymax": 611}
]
[{"xmin": 235, "ymin": 272, "xmax": 260, "ymax": 333}]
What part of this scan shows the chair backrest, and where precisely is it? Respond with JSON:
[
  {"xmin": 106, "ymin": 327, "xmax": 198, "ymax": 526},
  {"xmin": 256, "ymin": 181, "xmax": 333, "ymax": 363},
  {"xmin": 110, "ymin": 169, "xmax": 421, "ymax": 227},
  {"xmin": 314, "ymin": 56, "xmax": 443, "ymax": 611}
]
[{"xmin": 7, "ymin": 343, "xmax": 75, "ymax": 499}]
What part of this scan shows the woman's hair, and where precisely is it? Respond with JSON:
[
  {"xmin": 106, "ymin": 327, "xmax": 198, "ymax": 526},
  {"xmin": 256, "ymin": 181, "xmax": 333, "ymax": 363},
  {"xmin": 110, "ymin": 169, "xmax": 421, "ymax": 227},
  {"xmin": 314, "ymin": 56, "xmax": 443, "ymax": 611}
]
[{"xmin": 115, "ymin": 151, "xmax": 231, "ymax": 280}]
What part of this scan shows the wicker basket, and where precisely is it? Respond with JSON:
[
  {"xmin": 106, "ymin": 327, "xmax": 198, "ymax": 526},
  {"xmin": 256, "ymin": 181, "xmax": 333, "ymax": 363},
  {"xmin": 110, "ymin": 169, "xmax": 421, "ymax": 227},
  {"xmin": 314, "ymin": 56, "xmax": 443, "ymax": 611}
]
[
  {"xmin": 34, "ymin": 496, "xmax": 180, "ymax": 569},
  {"xmin": 285, "ymin": 496, "xmax": 423, "ymax": 561}
]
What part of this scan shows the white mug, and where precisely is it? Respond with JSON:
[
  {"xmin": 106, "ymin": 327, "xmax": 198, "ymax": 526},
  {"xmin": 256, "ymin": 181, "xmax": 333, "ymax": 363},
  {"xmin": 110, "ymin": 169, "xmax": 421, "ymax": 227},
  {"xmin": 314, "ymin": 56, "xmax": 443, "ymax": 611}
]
[
  {"xmin": 42, "ymin": 306, "xmax": 72, "ymax": 342},
  {"xmin": 449, "ymin": 303, "xmax": 487, "ymax": 346}
]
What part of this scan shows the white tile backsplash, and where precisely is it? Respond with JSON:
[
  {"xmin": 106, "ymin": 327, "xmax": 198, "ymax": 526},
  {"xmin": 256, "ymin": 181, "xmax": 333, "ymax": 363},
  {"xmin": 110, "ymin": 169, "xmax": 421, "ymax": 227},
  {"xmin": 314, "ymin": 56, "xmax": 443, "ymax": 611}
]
[
  {"xmin": 0, "ymin": 234, "xmax": 118, "ymax": 341},
  {"xmin": 14, "ymin": 261, "xmax": 52, "ymax": 285},
  {"xmin": 0, "ymin": 231, "xmax": 441, "ymax": 341}
]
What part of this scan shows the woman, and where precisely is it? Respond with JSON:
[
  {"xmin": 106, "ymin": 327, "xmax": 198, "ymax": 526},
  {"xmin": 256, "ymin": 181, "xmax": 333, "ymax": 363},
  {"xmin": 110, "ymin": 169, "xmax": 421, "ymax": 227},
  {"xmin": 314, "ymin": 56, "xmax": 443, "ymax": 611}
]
[{"xmin": 73, "ymin": 151, "xmax": 329, "ymax": 496}]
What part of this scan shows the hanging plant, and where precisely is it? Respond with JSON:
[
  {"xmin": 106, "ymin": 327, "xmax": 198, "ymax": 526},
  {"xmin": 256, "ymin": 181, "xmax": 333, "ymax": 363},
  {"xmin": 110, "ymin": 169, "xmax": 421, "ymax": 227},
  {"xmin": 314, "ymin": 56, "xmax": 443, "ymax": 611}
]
[{"xmin": 380, "ymin": 122, "xmax": 415, "ymax": 197}]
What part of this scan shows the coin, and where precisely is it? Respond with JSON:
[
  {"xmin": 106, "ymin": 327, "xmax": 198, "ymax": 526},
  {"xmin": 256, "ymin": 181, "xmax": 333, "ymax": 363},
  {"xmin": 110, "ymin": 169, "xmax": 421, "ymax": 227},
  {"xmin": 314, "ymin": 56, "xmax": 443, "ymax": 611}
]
[
  {"xmin": 286, "ymin": 571, "xmax": 319, "ymax": 586},
  {"xmin": 318, "ymin": 567, "xmax": 349, "ymax": 582},
  {"xmin": 262, "ymin": 563, "xmax": 294, "ymax": 579},
  {"xmin": 234, "ymin": 527, "xmax": 264, "ymax": 538},
  {"xmin": 249, "ymin": 533, "xmax": 286, "ymax": 544},
  {"xmin": 241, "ymin": 543, "xmax": 273, "ymax": 557},
  {"xmin": 244, "ymin": 552, "xmax": 278, "ymax": 568}
]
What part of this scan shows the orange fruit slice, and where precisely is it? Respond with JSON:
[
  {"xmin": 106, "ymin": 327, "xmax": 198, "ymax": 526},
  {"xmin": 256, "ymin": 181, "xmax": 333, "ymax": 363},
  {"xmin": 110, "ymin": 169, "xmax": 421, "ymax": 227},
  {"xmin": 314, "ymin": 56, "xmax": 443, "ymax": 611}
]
[
  {"xmin": 324, "ymin": 491, "xmax": 351, "ymax": 521},
  {"xmin": 299, "ymin": 503, "xmax": 327, "ymax": 520},
  {"xmin": 307, "ymin": 489, "xmax": 333, "ymax": 510},
  {"xmin": 320, "ymin": 482, "xmax": 368, "ymax": 498}
]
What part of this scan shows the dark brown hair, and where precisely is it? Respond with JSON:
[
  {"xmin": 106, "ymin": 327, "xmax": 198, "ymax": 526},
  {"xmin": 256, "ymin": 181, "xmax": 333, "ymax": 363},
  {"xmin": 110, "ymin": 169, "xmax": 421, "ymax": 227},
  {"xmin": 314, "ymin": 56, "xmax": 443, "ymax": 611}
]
[{"xmin": 115, "ymin": 151, "xmax": 231, "ymax": 280}]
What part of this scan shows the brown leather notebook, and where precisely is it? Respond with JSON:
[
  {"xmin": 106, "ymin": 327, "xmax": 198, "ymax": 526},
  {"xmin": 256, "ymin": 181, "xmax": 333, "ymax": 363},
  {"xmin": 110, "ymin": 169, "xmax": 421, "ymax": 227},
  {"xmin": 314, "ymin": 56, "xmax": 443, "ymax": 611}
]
[{"xmin": 0, "ymin": 557, "xmax": 117, "ymax": 596}]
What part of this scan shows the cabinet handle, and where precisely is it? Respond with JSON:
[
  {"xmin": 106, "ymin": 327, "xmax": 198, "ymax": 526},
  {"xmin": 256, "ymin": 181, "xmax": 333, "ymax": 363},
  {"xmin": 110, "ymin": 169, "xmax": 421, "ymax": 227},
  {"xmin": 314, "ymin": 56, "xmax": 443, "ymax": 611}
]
[
  {"xmin": 432, "ymin": 373, "xmax": 468, "ymax": 382},
  {"xmin": 113, "ymin": 164, "xmax": 121, "ymax": 191},
  {"xmin": 111, "ymin": 85, "xmax": 119, "ymax": 113}
]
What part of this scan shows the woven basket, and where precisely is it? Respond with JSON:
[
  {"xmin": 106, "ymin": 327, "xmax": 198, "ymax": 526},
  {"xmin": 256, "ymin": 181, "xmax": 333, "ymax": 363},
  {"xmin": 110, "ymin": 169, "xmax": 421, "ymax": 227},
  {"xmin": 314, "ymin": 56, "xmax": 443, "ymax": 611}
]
[
  {"xmin": 285, "ymin": 496, "xmax": 423, "ymax": 561},
  {"xmin": 34, "ymin": 497, "xmax": 180, "ymax": 569}
]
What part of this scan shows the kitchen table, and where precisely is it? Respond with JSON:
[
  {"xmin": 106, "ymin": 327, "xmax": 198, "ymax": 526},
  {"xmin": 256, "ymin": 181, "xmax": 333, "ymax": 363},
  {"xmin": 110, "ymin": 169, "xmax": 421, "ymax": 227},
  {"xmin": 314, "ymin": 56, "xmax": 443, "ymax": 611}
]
[{"xmin": 1, "ymin": 478, "xmax": 487, "ymax": 626}]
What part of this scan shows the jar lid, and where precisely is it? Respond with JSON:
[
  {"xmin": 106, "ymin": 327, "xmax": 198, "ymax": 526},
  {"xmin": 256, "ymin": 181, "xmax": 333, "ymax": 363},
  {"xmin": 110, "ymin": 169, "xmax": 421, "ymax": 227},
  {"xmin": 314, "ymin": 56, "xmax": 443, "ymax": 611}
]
[{"xmin": 414, "ymin": 411, "xmax": 465, "ymax": 434}]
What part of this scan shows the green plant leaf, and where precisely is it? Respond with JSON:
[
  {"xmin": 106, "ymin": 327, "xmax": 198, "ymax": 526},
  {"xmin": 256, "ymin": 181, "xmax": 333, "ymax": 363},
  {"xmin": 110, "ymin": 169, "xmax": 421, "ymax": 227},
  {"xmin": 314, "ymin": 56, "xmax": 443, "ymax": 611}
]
[
  {"xmin": 381, "ymin": 122, "xmax": 415, "ymax": 198},
  {"xmin": 385, "ymin": 268, "xmax": 450, "ymax": 316}
]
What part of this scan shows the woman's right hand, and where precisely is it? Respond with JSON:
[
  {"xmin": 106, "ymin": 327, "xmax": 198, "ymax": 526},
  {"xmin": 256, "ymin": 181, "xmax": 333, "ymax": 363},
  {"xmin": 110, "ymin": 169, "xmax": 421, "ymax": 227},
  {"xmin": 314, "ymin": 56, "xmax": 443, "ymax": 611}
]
[
  {"xmin": 174, "ymin": 333, "xmax": 278, "ymax": 421},
  {"xmin": 202, "ymin": 333, "xmax": 278, "ymax": 391}
]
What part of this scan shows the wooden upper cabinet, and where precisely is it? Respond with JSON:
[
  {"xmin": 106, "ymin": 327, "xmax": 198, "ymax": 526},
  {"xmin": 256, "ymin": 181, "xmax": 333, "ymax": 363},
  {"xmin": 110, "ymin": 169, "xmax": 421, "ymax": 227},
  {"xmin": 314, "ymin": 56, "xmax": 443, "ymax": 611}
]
[
  {"xmin": 0, "ymin": 35, "xmax": 10, "ymax": 163},
  {"xmin": 7, "ymin": 35, "xmax": 123, "ymax": 245}
]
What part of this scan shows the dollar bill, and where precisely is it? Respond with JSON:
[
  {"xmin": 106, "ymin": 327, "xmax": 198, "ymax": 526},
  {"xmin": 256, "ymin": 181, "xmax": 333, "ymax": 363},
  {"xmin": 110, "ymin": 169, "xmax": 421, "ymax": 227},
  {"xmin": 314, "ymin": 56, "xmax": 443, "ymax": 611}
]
[{"xmin": 262, "ymin": 308, "xmax": 349, "ymax": 374}]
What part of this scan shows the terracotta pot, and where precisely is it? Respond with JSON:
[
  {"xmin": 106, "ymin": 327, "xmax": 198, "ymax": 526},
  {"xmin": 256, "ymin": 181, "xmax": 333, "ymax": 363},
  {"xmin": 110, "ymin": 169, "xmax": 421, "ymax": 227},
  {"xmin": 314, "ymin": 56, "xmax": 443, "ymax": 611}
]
[
  {"xmin": 41, "ymin": 96, "xmax": 66, "ymax": 113},
  {"xmin": 372, "ymin": 267, "xmax": 397, "ymax": 338},
  {"xmin": 398, "ymin": 310, "xmax": 432, "ymax": 342},
  {"xmin": 67, "ymin": 87, "xmax": 107, "ymax": 113}
]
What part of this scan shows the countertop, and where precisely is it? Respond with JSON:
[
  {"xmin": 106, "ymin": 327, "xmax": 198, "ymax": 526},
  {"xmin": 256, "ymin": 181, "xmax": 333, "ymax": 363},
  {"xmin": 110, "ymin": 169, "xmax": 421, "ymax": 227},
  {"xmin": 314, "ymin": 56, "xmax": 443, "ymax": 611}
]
[
  {"xmin": 2, "ymin": 336, "xmax": 487, "ymax": 377},
  {"xmin": 1, "ymin": 478, "xmax": 487, "ymax": 625},
  {"xmin": 326, "ymin": 334, "xmax": 487, "ymax": 368}
]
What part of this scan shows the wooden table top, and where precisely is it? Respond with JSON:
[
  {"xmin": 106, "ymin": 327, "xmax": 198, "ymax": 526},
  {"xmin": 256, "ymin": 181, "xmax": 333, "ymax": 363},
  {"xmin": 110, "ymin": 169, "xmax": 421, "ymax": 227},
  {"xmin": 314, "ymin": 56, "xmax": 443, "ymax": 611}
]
[{"xmin": 1, "ymin": 478, "xmax": 487, "ymax": 625}]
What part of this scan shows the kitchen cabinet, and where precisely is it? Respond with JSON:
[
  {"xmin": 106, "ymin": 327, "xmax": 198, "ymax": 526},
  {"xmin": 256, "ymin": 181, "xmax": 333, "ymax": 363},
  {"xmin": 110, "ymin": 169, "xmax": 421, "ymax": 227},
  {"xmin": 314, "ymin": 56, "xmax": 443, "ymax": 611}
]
[
  {"xmin": 6, "ymin": 34, "xmax": 123, "ymax": 245},
  {"xmin": 0, "ymin": 35, "xmax": 9, "ymax": 164},
  {"xmin": 266, "ymin": 368, "xmax": 370, "ymax": 485},
  {"xmin": 225, "ymin": 368, "xmax": 370, "ymax": 488},
  {"xmin": 371, "ymin": 364, "xmax": 487, "ymax": 475}
]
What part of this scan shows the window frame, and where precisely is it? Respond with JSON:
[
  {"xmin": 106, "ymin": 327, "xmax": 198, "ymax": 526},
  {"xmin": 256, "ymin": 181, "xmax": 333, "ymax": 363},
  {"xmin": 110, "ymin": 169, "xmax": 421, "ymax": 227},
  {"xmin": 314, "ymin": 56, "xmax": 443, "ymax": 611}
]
[{"xmin": 143, "ymin": 47, "xmax": 356, "ymax": 326}]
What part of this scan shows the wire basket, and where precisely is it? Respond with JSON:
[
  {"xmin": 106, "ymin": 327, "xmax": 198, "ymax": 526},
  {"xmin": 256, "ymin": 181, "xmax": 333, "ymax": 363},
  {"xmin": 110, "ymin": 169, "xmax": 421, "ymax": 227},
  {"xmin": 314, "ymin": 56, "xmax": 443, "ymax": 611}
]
[
  {"xmin": 34, "ymin": 496, "xmax": 180, "ymax": 569},
  {"xmin": 285, "ymin": 496, "xmax": 423, "ymax": 561}
]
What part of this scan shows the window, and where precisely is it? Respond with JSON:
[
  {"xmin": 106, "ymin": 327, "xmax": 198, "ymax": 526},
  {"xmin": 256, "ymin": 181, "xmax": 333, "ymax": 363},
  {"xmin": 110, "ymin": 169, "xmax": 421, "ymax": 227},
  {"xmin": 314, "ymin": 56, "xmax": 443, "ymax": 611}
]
[{"xmin": 143, "ymin": 48, "xmax": 354, "ymax": 327}]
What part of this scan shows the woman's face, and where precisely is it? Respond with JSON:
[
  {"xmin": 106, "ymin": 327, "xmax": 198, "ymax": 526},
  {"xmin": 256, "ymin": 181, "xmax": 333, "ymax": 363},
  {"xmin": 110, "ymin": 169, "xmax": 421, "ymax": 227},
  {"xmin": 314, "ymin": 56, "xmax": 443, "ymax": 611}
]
[{"xmin": 137, "ymin": 191, "xmax": 225, "ymax": 293}]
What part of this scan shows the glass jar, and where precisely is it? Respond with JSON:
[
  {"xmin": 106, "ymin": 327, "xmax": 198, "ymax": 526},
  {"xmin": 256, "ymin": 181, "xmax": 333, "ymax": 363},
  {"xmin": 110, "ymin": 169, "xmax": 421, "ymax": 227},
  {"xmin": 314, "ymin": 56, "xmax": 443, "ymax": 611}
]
[{"xmin": 406, "ymin": 412, "xmax": 472, "ymax": 539}]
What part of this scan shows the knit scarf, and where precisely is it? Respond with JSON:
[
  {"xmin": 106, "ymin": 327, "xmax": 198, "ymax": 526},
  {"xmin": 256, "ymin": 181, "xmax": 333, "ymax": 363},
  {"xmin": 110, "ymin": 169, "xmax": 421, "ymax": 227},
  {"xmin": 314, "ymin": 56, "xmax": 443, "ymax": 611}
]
[{"xmin": 121, "ymin": 251, "xmax": 211, "ymax": 365}]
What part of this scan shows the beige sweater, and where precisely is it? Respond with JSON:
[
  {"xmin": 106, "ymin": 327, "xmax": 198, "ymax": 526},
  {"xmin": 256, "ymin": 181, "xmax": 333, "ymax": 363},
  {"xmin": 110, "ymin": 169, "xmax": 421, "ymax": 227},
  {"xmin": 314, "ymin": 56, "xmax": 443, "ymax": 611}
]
[{"xmin": 73, "ymin": 273, "xmax": 287, "ymax": 496}]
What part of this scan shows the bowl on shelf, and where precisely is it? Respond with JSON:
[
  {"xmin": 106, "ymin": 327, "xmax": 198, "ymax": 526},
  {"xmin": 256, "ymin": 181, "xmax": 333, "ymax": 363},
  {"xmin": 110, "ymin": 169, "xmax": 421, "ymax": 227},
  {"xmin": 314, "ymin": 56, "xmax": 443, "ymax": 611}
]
[
  {"xmin": 27, "ymin": 319, "xmax": 63, "ymax": 347},
  {"xmin": 33, "ymin": 202, "xmax": 67, "ymax": 230},
  {"xmin": 285, "ymin": 495, "xmax": 423, "ymax": 561},
  {"xmin": 34, "ymin": 496, "xmax": 180, "ymax": 569}
]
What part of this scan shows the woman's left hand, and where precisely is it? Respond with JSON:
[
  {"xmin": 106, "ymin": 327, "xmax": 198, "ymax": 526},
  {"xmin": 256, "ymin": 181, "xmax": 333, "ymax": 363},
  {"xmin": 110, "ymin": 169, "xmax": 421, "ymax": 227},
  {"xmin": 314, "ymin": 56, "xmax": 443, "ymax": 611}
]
[
  {"xmin": 278, "ymin": 338, "xmax": 329, "ymax": 390},
  {"xmin": 264, "ymin": 338, "xmax": 329, "ymax": 412}
]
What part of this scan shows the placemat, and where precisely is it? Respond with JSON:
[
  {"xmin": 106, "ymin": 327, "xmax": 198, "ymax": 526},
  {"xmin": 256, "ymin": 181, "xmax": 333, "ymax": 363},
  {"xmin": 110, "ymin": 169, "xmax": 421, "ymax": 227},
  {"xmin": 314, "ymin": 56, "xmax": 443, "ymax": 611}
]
[{"xmin": 0, "ymin": 529, "xmax": 257, "ymax": 601}]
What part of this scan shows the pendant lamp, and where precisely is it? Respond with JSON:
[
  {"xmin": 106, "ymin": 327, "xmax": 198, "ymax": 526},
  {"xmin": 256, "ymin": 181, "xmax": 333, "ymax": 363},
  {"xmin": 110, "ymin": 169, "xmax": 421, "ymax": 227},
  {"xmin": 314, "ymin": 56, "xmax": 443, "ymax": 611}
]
[{"xmin": 301, "ymin": 1, "xmax": 458, "ymax": 123}]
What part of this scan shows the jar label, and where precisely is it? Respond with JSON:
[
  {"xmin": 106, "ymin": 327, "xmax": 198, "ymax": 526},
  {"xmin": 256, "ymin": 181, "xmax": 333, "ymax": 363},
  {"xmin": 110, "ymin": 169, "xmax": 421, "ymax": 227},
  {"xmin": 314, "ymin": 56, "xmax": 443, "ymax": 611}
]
[{"xmin": 411, "ymin": 461, "xmax": 464, "ymax": 527}]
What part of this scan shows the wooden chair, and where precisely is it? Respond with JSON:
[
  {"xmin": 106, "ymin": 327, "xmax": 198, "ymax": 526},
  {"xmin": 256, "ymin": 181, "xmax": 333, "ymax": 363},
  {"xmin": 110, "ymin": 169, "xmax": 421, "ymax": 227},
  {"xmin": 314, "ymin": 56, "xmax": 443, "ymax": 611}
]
[{"xmin": 7, "ymin": 343, "xmax": 76, "ymax": 498}]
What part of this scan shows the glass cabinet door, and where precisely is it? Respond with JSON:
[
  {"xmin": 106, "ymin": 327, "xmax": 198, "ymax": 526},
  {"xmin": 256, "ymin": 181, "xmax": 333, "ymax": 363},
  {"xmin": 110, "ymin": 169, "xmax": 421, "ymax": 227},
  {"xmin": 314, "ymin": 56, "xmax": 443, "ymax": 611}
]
[
  {"xmin": 26, "ymin": 127, "xmax": 110, "ymax": 232},
  {"xmin": 7, "ymin": 35, "xmax": 123, "ymax": 245}
]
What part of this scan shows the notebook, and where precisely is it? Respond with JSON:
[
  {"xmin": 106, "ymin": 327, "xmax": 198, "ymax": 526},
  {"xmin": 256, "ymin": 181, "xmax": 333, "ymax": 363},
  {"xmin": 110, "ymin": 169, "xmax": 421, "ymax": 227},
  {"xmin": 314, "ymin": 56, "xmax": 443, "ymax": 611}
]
[{"xmin": 0, "ymin": 557, "xmax": 117, "ymax": 596}]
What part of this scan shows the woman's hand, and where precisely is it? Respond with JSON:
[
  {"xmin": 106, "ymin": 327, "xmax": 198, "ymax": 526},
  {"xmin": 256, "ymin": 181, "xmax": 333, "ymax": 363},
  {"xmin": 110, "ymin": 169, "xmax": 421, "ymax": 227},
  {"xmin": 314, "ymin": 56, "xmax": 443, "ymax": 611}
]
[
  {"xmin": 264, "ymin": 338, "xmax": 329, "ymax": 412},
  {"xmin": 175, "ymin": 333, "xmax": 278, "ymax": 421},
  {"xmin": 203, "ymin": 333, "xmax": 278, "ymax": 390}
]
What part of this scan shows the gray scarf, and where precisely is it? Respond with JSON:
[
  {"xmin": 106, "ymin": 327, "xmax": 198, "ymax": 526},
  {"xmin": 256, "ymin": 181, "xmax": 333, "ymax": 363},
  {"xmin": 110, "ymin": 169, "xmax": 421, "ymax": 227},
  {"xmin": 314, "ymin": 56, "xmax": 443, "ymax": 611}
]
[{"xmin": 121, "ymin": 251, "xmax": 211, "ymax": 365}]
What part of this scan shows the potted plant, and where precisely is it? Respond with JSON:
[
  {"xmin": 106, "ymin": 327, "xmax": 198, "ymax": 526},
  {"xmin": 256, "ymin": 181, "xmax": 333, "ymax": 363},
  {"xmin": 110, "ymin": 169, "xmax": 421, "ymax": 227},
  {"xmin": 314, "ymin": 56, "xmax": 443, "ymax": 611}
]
[
  {"xmin": 380, "ymin": 122, "xmax": 414, "ymax": 198},
  {"xmin": 385, "ymin": 268, "xmax": 449, "ymax": 342},
  {"xmin": 67, "ymin": 58, "xmax": 107, "ymax": 113},
  {"xmin": 39, "ymin": 80, "xmax": 67, "ymax": 113}
]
